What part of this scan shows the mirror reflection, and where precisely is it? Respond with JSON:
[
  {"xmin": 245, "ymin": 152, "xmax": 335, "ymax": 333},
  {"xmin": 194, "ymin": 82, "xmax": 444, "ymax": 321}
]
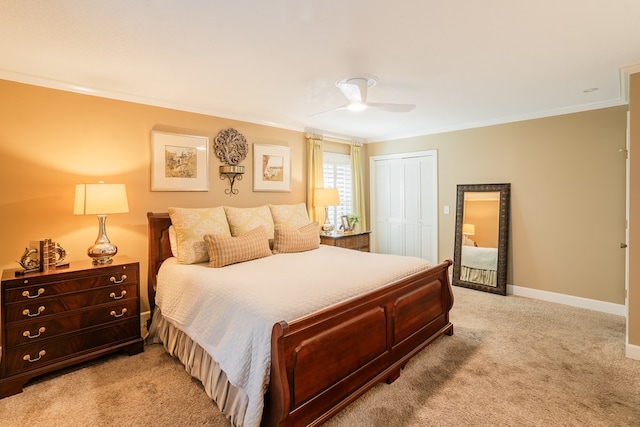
[
  {"xmin": 460, "ymin": 192, "xmax": 500, "ymax": 286},
  {"xmin": 453, "ymin": 184, "xmax": 510, "ymax": 295}
]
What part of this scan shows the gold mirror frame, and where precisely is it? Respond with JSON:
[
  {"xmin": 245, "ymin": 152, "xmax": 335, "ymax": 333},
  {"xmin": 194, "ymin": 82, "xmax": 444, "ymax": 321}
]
[{"xmin": 452, "ymin": 183, "xmax": 510, "ymax": 295}]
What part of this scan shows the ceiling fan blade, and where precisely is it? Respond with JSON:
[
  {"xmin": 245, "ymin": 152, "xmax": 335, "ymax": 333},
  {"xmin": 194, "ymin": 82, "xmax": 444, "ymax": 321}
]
[
  {"xmin": 308, "ymin": 104, "xmax": 350, "ymax": 117},
  {"xmin": 366, "ymin": 102, "xmax": 416, "ymax": 113},
  {"xmin": 336, "ymin": 80, "xmax": 365, "ymax": 103}
]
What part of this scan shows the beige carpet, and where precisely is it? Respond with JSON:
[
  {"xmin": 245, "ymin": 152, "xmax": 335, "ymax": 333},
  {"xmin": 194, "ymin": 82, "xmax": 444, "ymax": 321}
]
[{"xmin": 1, "ymin": 286, "xmax": 639, "ymax": 426}]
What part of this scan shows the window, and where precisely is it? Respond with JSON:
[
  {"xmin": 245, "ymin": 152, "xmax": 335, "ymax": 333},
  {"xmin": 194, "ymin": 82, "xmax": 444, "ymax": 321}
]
[{"xmin": 323, "ymin": 152, "xmax": 352, "ymax": 228}]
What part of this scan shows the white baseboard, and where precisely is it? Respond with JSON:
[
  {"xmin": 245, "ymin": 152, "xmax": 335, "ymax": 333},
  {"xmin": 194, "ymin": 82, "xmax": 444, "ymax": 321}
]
[
  {"xmin": 626, "ymin": 342, "xmax": 640, "ymax": 360},
  {"xmin": 507, "ymin": 284, "xmax": 626, "ymax": 316}
]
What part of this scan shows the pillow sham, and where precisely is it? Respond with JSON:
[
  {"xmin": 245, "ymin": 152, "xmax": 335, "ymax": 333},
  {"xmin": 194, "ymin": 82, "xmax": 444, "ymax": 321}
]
[
  {"xmin": 269, "ymin": 203, "xmax": 310, "ymax": 228},
  {"xmin": 168, "ymin": 206, "xmax": 231, "ymax": 264},
  {"xmin": 224, "ymin": 205, "xmax": 275, "ymax": 239},
  {"xmin": 168, "ymin": 225, "xmax": 178, "ymax": 257},
  {"xmin": 204, "ymin": 225, "xmax": 272, "ymax": 268},
  {"xmin": 272, "ymin": 222, "xmax": 320, "ymax": 254}
]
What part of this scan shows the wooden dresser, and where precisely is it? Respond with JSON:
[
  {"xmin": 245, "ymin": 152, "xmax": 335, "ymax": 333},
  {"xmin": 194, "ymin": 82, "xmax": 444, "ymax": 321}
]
[
  {"xmin": 320, "ymin": 231, "xmax": 371, "ymax": 252},
  {"xmin": 0, "ymin": 256, "xmax": 144, "ymax": 398}
]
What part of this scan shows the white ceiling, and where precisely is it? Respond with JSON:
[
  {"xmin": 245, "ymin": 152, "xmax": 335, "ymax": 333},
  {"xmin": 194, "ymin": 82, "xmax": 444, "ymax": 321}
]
[{"xmin": 2, "ymin": 0, "xmax": 639, "ymax": 142}]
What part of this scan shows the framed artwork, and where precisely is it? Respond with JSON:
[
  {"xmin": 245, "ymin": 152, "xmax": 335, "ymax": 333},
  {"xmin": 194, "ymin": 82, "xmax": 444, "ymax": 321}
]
[
  {"xmin": 341, "ymin": 215, "xmax": 351, "ymax": 231},
  {"xmin": 151, "ymin": 130, "xmax": 209, "ymax": 191},
  {"xmin": 253, "ymin": 144, "xmax": 291, "ymax": 192}
]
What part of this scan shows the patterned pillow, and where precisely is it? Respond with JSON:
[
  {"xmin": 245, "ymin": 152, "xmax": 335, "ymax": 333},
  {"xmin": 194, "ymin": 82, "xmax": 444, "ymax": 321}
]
[
  {"xmin": 168, "ymin": 206, "xmax": 231, "ymax": 264},
  {"xmin": 168, "ymin": 226, "xmax": 178, "ymax": 257},
  {"xmin": 272, "ymin": 222, "xmax": 320, "ymax": 254},
  {"xmin": 224, "ymin": 205, "xmax": 275, "ymax": 239},
  {"xmin": 204, "ymin": 226, "xmax": 272, "ymax": 268},
  {"xmin": 269, "ymin": 203, "xmax": 310, "ymax": 228}
]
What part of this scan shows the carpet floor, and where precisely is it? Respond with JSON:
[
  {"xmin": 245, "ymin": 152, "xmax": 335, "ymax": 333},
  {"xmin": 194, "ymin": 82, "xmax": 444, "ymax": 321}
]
[{"xmin": 1, "ymin": 286, "xmax": 638, "ymax": 426}]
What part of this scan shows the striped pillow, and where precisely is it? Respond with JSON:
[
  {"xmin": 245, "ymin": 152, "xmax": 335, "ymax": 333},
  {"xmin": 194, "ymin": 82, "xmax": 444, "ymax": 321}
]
[
  {"xmin": 204, "ymin": 226, "xmax": 272, "ymax": 268},
  {"xmin": 272, "ymin": 222, "xmax": 320, "ymax": 254}
]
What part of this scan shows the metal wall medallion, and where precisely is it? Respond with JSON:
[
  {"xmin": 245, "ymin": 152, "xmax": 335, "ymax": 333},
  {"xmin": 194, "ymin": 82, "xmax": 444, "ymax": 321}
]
[{"xmin": 214, "ymin": 128, "xmax": 248, "ymax": 195}]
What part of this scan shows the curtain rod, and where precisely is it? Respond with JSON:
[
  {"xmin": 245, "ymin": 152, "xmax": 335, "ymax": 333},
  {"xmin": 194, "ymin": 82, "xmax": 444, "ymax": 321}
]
[{"xmin": 304, "ymin": 128, "xmax": 366, "ymax": 145}]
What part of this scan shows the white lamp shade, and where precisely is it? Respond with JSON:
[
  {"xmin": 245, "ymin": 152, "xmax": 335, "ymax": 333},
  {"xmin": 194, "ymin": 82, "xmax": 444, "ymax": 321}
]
[
  {"xmin": 74, "ymin": 183, "xmax": 129, "ymax": 215},
  {"xmin": 314, "ymin": 188, "xmax": 340, "ymax": 207},
  {"xmin": 462, "ymin": 223, "xmax": 475, "ymax": 236}
]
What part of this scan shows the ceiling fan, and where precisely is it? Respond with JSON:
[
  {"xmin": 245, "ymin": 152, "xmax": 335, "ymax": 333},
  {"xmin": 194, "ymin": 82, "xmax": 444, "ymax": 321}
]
[{"xmin": 310, "ymin": 75, "xmax": 415, "ymax": 116}]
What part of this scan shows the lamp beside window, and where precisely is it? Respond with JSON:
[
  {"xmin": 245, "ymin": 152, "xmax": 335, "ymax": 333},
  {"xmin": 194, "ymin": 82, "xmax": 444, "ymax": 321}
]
[
  {"xmin": 74, "ymin": 182, "xmax": 129, "ymax": 264},
  {"xmin": 314, "ymin": 188, "xmax": 340, "ymax": 234}
]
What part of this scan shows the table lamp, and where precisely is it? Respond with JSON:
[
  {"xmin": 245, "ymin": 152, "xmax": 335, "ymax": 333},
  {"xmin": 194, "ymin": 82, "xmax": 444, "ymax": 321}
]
[
  {"xmin": 74, "ymin": 182, "xmax": 129, "ymax": 264},
  {"xmin": 314, "ymin": 188, "xmax": 340, "ymax": 233}
]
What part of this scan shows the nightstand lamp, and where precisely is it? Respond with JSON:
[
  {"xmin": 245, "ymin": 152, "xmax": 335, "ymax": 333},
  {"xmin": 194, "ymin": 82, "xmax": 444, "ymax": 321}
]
[
  {"xmin": 74, "ymin": 182, "xmax": 129, "ymax": 264},
  {"xmin": 314, "ymin": 188, "xmax": 340, "ymax": 234}
]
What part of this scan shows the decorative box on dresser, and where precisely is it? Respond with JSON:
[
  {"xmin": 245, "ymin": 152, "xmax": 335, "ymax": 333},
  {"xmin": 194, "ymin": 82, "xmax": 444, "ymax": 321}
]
[
  {"xmin": 0, "ymin": 256, "xmax": 144, "ymax": 398},
  {"xmin": 320, "ymin": 231, "xmax": 371, "ymax": 252}
]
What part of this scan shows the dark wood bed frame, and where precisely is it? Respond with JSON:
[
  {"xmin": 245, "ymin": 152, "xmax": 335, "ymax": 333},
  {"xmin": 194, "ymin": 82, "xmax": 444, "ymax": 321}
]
[{"xmin": 147, "ymin": 212, "xmax": 454, "ymax": 427}]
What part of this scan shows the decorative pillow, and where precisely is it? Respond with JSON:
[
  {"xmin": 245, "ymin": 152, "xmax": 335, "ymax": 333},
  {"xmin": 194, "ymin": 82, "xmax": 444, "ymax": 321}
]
[
  {"xmin": 168, "ymin": 206, "xmax": 231, "ymax": 264},
  {"xmin": 269, "ymin": 203, "xmax": 310, "ymax": 228},
  {"xmin": 168, "ymin": 225, "xmax": 178, "ymax": 257},
  {"xmin": 224, "ymin": 205, "xmax": 275, "ymax": 239},
  {"xmin": 204, "ymin": 226, "xmax": 272, "ymax": 268},
  {"xmin": 272, "ymin": 222, "xmax": 320, "ymax": 254}
]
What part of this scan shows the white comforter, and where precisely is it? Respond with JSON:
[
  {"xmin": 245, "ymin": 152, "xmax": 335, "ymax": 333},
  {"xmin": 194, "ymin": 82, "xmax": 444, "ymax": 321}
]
[
  {"xmin": 155, "ymin": 245, "xmax": 431, "ymax": 427},
  {"xmin": 461, "ymin": 245, "xmax": 498, "ymax": 270}
]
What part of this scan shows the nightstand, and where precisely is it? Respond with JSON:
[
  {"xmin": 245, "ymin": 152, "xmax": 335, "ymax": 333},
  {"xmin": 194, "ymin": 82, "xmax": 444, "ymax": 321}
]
[
  {"xmin": 320, "ymin": 231, "xmax": 371, "ymax": 252},
  {"xmin": 0, "ymin": 256, "xmax": 144, "ymax": 398}
]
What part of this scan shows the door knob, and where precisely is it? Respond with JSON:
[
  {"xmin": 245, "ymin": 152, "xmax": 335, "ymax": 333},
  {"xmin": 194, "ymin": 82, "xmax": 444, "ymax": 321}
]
[{"xmin": 621, "ymin": 243, "xmax": 628, "ymax": 249}]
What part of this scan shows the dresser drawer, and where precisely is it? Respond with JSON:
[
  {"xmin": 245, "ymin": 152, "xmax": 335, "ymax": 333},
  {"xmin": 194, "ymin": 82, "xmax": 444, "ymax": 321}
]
[
  {"xmin": 5, "ymin": 298, "xmax": 139, "ymax": 347},
  {"xmin": 4, "ymin": 283, "xmax": 138, "ymax": 324},
  {"xmin": 334, "ymin": 234, "xmax": 369, "ymax": 250},
  {"xmin": 3, "ymin": 319, "xmax": 140, "ymax": 376},
  {"xmin": 4, "ymin": 267, "xmax": 137, "ymax": 303}
]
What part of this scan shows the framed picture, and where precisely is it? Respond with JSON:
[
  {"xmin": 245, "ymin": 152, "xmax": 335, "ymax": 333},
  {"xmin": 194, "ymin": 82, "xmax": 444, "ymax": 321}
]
[
  {"xmin": 253, "ymin": 144, "xmax": 291, "ymax": 192},
  {"xmin": 341, "ymin": 215, "xmax": 351, "ymax": 231},
  {"xmin": 151, "ymin": 130, "xmax": 209, "ymax": 191}
]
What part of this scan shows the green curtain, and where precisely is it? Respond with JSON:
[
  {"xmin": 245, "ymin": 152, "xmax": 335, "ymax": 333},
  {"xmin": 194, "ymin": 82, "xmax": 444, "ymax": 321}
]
[
  {"xmin": 350, "ymin": 143, "xmax": 367, "ymax": 231},
  {"xmin": 306, "ymin": 135, "xmax": 325, "ymax": 223}
]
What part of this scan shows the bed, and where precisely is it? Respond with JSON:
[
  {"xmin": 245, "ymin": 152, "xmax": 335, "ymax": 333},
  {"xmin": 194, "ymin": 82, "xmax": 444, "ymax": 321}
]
[
  {"xmin": 147, "ymin": 210, "xmax": 454, "ymax": 427},
  {"xmin": 460, "ymin": 245, "xmax": 498, "ymax": 286}
]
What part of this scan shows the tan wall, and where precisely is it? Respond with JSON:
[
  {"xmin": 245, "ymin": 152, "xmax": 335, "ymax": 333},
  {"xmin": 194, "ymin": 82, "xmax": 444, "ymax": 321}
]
[
  {"xmin": 465, "ymin": 200, "xmax": 499, "ymax": 248},
  {"xmin": 629, "ymin": 72, "xmax": 640, "ymax": 347},
  {"xmin": 0, "ymin": 80, "xmax": 308, "ymax": 312},
  {"xmin": 368, "ymin": 106, "xmax": 628, "ymax": 304}
]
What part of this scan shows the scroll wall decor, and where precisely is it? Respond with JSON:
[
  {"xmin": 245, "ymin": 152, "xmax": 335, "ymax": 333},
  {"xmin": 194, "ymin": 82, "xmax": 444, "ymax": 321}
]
[{"xmin": 214, "ymin": 128, "xmax": 248, "ymax": 195}]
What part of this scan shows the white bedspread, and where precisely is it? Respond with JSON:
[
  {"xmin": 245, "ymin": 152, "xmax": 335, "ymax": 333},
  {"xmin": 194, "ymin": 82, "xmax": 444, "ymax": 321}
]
[
  {"xmin": 155, "ymin": 245, "xmax": 431, "ymax": 427},
  {"xmin": 461, "ymin": 245, "xmax": 498, "ymax": 271}
]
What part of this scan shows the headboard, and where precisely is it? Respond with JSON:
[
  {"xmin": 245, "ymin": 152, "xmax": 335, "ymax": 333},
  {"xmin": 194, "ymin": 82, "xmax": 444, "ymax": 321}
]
[{"xmin": 147, "ymin": 212, "xmax": 173, "ymax": 318}]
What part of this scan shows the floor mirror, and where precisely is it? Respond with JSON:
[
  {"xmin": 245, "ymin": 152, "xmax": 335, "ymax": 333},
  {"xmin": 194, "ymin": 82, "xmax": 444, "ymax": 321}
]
[{"xmin": 452, "ymin": 183, "xmax": 510, "ymax": 295}]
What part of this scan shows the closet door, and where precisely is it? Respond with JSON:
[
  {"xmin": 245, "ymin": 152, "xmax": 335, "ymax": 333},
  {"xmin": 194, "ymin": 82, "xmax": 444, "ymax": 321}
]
[{"xmin": 370, "ymin": 151, "xmax": 438, "ymax": 264}]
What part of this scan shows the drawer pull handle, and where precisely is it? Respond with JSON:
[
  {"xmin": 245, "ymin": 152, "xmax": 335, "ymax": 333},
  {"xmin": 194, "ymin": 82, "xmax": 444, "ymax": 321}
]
[
  {"xmin": 23, "ymin": 327, "xmax": 46, "ymax": 339},
  {"xmin": 23, "ymin": 350, "xmax": 46, "ymax": 363},
  {"xmin": 109, "ymin": 275, "xmax": 127, "ymax": 284},
  {"xmin": 110, "ymin": 308, "xmax": 128, "ymax": 318},
  {"xmin": 109, "ymin": 290, "xmax": 127, "ymax": 300},
  {"xmin": 23, "ymin": 306, "xmax": 45, "ymax": 317},
  {"xmin": 22, "ymin": 288, "xmax": 45, "ymax": 299}
]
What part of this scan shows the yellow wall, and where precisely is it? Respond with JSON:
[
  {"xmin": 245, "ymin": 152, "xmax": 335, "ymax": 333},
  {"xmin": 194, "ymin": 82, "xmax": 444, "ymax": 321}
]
[
  {"xmin": 0, "ymin": 78, "xmax": 630, "ymax": 316},
  {"xmin": 629, "ymin": 72, "xmax": 640, "ymax": 348},
  {"xmin": 465, "ymin": 200, "xmax": 499, "ymax": 248},
  {"xmin": 368, "ymin": 106, "xmax": 628, "ymax": 305},
  {"xmin": 0, "ymin": 79, "xmax": 308, "ymax": 311}
]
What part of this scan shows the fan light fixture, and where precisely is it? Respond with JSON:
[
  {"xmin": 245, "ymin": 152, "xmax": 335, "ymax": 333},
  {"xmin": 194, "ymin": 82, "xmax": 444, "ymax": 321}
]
[{"xmin": 309, "ymin": 74, "xmax": 415, "ymax": 117}]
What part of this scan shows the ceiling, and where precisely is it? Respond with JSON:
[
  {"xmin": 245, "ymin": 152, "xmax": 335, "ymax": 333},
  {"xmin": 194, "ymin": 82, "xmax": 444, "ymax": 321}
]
[{"xmin": 1, "ymin": 0, "xmax": 640, "ymax": 142}]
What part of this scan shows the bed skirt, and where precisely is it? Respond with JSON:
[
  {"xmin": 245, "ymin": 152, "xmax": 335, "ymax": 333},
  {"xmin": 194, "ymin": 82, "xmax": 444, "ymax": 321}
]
[
  {"xmin": 148, "ymin": 308, "xmax": 249, "ymax": 426},
  {"xmin": 460, "ymin": 265, "xmax": 497, "ymax": 286}
]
